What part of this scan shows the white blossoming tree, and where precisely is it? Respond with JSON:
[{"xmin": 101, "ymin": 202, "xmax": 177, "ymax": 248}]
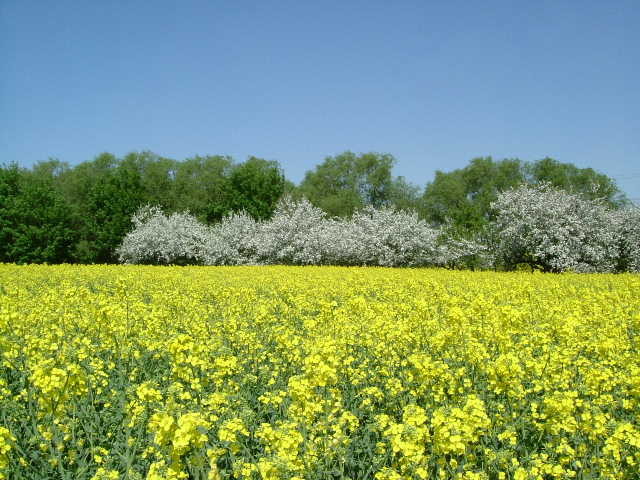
[
  {"xmin": 491, "ymin": 184, "xmax": 618, "ymax": 272},
  {"xmin": 252, "ymin": 196, "xmax": 329, "ymax": 265},
  {"xmin": 327, "ymin": 207, "xmax": 443, "ymax": 267},
  {"xmin": 202, "ymin": 211, "xmax": 261, "ymax": 265},
  {"xmin": 436, "ymin": 224, "xmax": 491, "ymax": 270},
  {"xmin": 116, "ymin": 205, "xmax": 210, "ymax": 265},
  {"xmin": 609, "ymin": 205, "xmax": 640, "ymax": 273},
  {"xmin": 117, "ymin": 191, "xmax": 637, "ymax": 272}
]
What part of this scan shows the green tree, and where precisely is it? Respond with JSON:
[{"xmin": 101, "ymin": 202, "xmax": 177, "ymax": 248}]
[
  {"xmin": 388, "ymin": 176, "xmax": 423, "ymax": 212},
  {"xmin": 173, "ymin": 155, "xmax": 235, "ymax": 222},
  {"xmin": 29, "ymin": 158, "xmax": 71, "ymax": 186},
  {"xmin": 76, "ymin": 158, "xmax": 145, "ymax": 263},
  {"xmin": 60, "ymin": 152, "xmax": 118, "ymax": 216},
  {"xmin": 229, "ymin": 157, "xmax": 285, "ymax": 220},
  {"xmin": 299, "ymin": 152, "xmax": 396, "ymax": 217},
  {"xmin": 123, "ymin": 151, "xmax": 178, "ymax": 210},
  {"xmin": 0, "ymin": 164, "xmax": 22, "ymax": 261},
  {"xmin": 0, "ymin": 163, "xmax": 76, "ymax": 263},
  {"xmin": 283, "ymin": 179, "xmax": 303, "ymax": 200}
]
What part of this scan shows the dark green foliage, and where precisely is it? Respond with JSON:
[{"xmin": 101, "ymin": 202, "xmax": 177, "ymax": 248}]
[
  {"xmin": 283, "ymin": 179, "xmax": 303, "ymax": 200},
  {"xmin": 299, "ymin": 152, "xmax": 405, "ymax": 217},
  {"xmin": 422, "ymin": 157, "xmax": 524, "ymax": 234},
  {"xmin": 388, "ymin": 176, "xmax": 423, "ymax": 213},
  {"xmin": 0, "ymin": 152, "xmax": 290, "ymax": 264},
  {"xmin": 0, "ymin": 164, "xmax": 23, "ymax": 261},
  {"xmin": 0, "ymin": 163, "xmax": 76, "ymax": 263},
  {"xmin": 173, "ymin": 155, "xmax": 235, "ymax": 222},
  {"xmin": 76, "ymin": 157, "xmax": 146, "ymax": 263},
  {"xmin": 229, "ymin": 157, "xmax": 286, "ymax": 220},
  {"xmin": 124, "ymin": 151, "xmax": 177, "ymax": 211}
]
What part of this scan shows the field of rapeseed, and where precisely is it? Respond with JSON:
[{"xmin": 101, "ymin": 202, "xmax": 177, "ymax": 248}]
[{"xmin": 0, "ymin": 266, "xmax": 639, "ymax": 480}]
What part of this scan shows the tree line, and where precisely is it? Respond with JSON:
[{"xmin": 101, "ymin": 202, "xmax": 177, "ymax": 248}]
[{"xmin": 0, "ymin": 150, "xmax": 628, "ymax": 264}]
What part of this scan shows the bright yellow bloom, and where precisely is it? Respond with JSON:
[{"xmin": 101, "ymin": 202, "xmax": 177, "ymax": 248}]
[{"xmin": 1, "ymin": 265, "xmax": 639, "ymax": 479}]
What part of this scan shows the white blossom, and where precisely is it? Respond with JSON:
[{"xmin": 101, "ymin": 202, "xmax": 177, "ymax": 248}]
[
  {"xmin": 116, "ymin": 205, "xmax": 210, "ymax": 265},
  {"xmin": 609, "ymin": 205, "xmax": 640, "ymax": 272},
  {"xmin": 324, "ymin": 207, "xmax": 442, "ymax": 267},
  {"xmin": 436, "ymin": 224, "xmax": 491, "ymax": 269},
  {"xmin": 252, "ymin": 196, "xmax": 329, "ymax": 265},
  {"xmin": 118, "ymin": 191, "xmax": 638, "ymax": 272},
  {"xmin": 202, "ymin": 211, "xmax": 261, "ymax": 265},
  {"xmin": 491, "ymin": 184, "xmax": 618, "ymax": 272}
]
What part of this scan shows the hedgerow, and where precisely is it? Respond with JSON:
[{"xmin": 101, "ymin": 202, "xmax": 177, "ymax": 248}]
[{"xmin": 118, "ymin": 188, "xmax": 640, "ymax": 272}]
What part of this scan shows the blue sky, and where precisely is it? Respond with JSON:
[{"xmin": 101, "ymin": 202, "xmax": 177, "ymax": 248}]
[{"xmin": 1, "ymin": 0, "xmax": 639, "ymax": 200}]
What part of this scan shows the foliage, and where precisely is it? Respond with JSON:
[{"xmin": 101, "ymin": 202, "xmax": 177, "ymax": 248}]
[
  {"xmin": 0, "ymin": 163, "xmax": 76, "ymax": 264},
  {"xmin": 1, "ymin": 265, "xmax": 639, "ymax": 479},
  {"xmin": 525, "ymin": 157, "xmax": 624, "ymax": 206},
  {"xmin": 387, "ymin": 176, "xmax": 423, "ymax": 213},
  {"xmin": 0, "ymin": 152, "xmax": 289, "ymax": 264},
  {"xmin": 0, "ymin": 151, "xmax": 630, "ymax": 267},
  {"xmin": 299, "ymin": 151, "xmax": 401, "ymax": 217},
  {"xmin": 171, "ymin": 155, "xmax": 235, "ymax": 222},
  {"xmin": 0, "ymin": 164, "xmax": 22, "ymax": 260},
  {"xmin": 229, "ymin": 157, "xmax": 286, "ymax": 221},
  {"xmin": 78, "ymin": 157, "xmax": 146, "ymax": 263},
  {"xmin": 423, "ymin": 157, "xmax": 524, "ymax": 233}
]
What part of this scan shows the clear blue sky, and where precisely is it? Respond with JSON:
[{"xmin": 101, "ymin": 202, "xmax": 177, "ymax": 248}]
[{"xmin": 2, "ymin": 0, "xmax": 639, "ymax": 200}]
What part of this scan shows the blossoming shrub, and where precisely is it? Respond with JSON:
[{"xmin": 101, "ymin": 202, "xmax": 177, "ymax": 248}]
[
  {"xmin": 491, "ymin": 184, "xmax": 619, "ymax": 272},
  {"xmin": 252, "ymin": 196, "xmax": 330, "ymax": 265},
  {"xmin": 119, "ymin": 191, "xmax": 638, "ymax": 272},
  {"xmin": 609, "ymin": 205, "xmax": 640, "ymax": 273},
  {"xmin": 324, "ymin": 207, "xmax": 443, "ymax": 267},
  {"xmin": 202, "ymin": 211, "xmax": 261, "ymax": 266},
  {"xmin": 116, "ymin": 206, "xmax": 210, "ymax": 265},
  {"xmin": 431, "ymin": 222, "xmax": 491, "ymax": 270},
  {"xmin": 118, "ymin": 198, "xmax": 483, "ymax": 268},
  {"xmin": 1, "ymin": 265, "xmax": 639, "ymax": 479}
]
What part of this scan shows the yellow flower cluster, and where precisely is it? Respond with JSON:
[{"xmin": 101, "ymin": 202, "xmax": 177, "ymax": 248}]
[
  {"xmin": 0, "ymin": 264, "xmax": 639, "ymax": 479},
  {"xmin": 0, "ymin": 427, "xmax": 15, "ymax": 479}
]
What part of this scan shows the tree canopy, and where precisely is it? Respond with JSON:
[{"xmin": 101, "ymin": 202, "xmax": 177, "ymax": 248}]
[
  {"xmin": 298, "ymin": 151, "xmax": 420, "ymax": 217},
  {"xmin": 0, "ymin": 163, "xmax": 76, "ymax": 263},
  {"xmin": 0, "ymin": 151, "xmax": 627, "ymax": 264}
]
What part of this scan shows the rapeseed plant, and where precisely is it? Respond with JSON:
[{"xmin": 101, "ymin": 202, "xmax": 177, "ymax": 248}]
[{"xmin": 0, "ymin": 264, "xmax": 639, "ymax": 479}]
